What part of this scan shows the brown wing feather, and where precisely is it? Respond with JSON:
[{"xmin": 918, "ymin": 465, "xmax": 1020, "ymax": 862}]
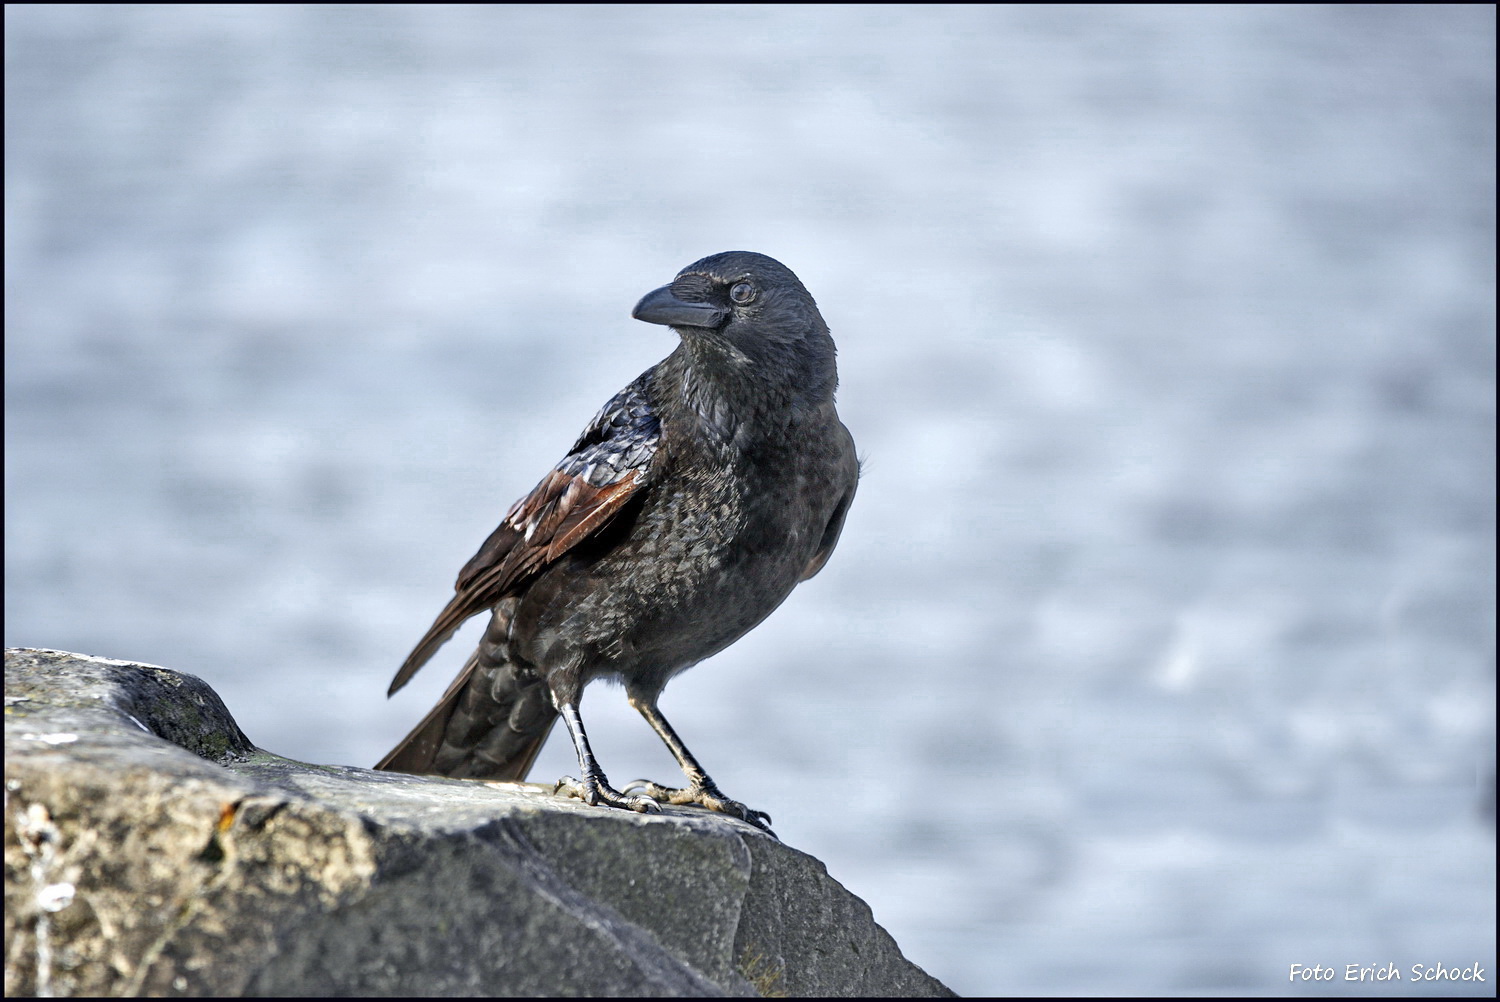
[{"xmin": 386, "ymin": 467, "xmax": 646, "ymax": 696}]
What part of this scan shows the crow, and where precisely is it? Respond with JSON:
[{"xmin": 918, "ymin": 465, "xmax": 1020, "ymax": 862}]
[{"xmin": 376, "ymin": 251, "xmax": 858, "ymax": 835}]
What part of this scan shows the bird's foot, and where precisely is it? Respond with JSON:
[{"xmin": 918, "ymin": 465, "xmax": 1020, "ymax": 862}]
[
  {"xmin": 554, "ymin": 775, "xmax": 662, "ymax": 815},
  {"xmin": 623, "ymin": 778, "xmax": 775, "ymax": 836}
]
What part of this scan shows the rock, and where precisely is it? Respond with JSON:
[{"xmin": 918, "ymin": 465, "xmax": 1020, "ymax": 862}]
[{"xmin": 3, "ymin": 649, "xmax": 955, "ymax": 997}]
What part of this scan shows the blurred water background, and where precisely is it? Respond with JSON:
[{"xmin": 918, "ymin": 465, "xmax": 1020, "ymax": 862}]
[{"xmin": 5, "ymin": 5, "xmax": 1494, "ymax": 996}]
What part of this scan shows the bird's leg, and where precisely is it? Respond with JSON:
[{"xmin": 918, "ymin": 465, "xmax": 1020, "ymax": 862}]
[
  {"xmin": 552, "ymin": 701, "xmax": 661, "ymax": 815},
  {"xmin": 622, "ymin": 692, "xmax": 775, "ymax": 835}
]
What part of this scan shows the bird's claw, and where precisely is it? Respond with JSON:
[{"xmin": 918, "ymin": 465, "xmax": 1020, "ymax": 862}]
[
  {"xmin": 554, "ymin": 775, "xmax": 662, "ymax": 814},
  {"xmin": 623, "ymin": 778, "xmax": 776, "ymax": 836}
]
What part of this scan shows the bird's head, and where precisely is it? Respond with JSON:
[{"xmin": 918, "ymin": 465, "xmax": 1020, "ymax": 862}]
[{"xmin": 631, "ymin": 251, "xmax": 837, "ymax": 402}]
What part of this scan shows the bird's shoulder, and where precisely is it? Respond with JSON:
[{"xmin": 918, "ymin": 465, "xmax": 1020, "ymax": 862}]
[
  {"xmin": 554, "ymin": 371, "xmax": 661, "ymax": 488},
  {"xmin": 453, "ymin": 372, "xmax": 660, "ymax": 594}
]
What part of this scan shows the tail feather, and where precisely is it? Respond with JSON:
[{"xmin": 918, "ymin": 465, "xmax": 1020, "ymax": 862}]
[
  {"xmin": 376, "ymin": 651, "xmax": 559, "ymax": 782},
  {"xmin": 375, "ymin": 652, "xmax": 480, "ymax": 773}
]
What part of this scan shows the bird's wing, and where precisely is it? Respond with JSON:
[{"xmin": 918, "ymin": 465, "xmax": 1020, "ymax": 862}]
[
  {"xmin": 800, "ymin": 420, "xmax": 860, "ymax": 581},
  {"xmin": 387, "ymin": 374, "xmax": 660, "ymax": 695}
]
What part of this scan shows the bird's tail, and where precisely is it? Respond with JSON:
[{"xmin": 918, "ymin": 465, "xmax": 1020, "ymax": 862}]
[{"xmin": 376, "ymin": 630, "xmax": 558, "ymax": 781}]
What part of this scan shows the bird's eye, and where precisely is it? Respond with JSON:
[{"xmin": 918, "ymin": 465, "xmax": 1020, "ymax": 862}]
[{"xmin": 730, "ymin": 282, "xmax": 755, "ymax": 304}]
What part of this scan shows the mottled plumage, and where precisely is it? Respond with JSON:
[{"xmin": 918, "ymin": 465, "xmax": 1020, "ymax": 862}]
[{"xmin": 376, "ymin": 251, "xmax": 858, "ymax": 834}]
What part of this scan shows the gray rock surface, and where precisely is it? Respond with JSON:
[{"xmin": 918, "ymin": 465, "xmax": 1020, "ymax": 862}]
[{"xmin": 3, "ymin": 648, "xmax": 954, "ymax": 997}]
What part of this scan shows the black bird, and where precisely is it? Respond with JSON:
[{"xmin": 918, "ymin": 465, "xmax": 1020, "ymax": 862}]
[{"xmin": 376, "ymin": 251, "xmax": 858, "ymax": 834}]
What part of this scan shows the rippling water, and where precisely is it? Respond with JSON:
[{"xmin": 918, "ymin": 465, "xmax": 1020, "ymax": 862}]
[{"xmin": 6, "ymin": 6, "xmax": 1493, "ymax": 995}]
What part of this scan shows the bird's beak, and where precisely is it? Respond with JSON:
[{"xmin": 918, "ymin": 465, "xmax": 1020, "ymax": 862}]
[{"xmin": 631, "ymin": 285, "xmax": 727, "ymax": 329}]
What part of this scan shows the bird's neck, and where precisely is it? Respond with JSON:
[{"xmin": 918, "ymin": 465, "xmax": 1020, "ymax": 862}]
[{"xmin": 654, "ymin": 338, "xmax": 835, "ymax": 445}]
